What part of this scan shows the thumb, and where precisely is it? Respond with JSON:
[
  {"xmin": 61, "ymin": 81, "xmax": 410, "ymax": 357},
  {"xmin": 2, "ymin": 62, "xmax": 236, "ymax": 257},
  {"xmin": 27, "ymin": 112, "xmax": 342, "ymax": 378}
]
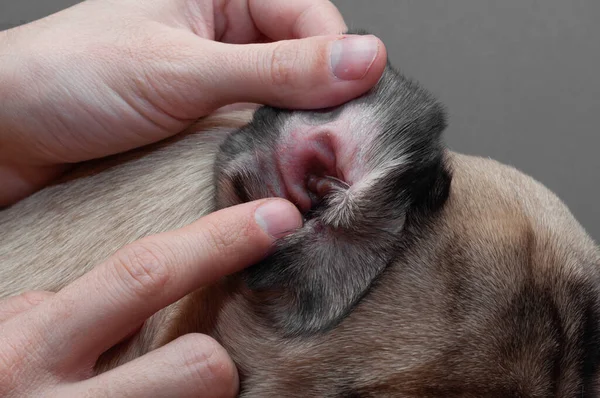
[{"xmin": 203, "ymin": 34, "xmax": 387, "ymax": 109}]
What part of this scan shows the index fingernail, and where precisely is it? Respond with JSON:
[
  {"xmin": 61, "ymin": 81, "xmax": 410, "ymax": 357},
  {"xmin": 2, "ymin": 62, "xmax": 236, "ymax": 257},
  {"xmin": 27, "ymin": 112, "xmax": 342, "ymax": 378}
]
[
  {"xmin": 330, "ymin": 35, "xmax": 380, "ymax": 80},
  {"xmin": 255, "ymin": 200, "xmax": 302, "ymax": 239}
]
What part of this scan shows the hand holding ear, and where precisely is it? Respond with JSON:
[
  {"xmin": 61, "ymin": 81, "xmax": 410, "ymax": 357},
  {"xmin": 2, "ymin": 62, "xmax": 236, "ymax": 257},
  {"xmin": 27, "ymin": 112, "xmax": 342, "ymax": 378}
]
[{"xmin": 0, "ymin": 0, "xmax": 387, "ymax": 206}]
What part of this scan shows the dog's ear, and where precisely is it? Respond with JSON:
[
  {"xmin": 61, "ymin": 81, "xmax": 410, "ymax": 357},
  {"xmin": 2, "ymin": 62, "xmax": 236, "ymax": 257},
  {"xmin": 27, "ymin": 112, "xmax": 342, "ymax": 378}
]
[
  {"xmin": 233, "ymin": 47, "xmax": 451, "ymax": 336},
  {"xmin": 242, "ymin": 160, "xmax": 451, "ymax": 337},
  {"xmin": 213, "ymin": 28, "xmax": 451, "ymax": 337}
]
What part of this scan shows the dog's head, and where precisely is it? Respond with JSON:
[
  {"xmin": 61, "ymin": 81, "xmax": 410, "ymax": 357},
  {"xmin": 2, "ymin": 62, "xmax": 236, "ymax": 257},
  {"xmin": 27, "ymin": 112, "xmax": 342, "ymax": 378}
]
[{"xmin": 211, "ymin": 33, "xmax": 600, "ymax": 397}]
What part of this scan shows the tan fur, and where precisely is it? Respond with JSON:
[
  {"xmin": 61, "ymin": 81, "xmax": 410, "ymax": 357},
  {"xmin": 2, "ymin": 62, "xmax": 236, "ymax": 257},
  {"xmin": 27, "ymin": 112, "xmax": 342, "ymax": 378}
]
[{"xmin": 1, "ymin": 111, "xmax": 599, "ymax": 397}]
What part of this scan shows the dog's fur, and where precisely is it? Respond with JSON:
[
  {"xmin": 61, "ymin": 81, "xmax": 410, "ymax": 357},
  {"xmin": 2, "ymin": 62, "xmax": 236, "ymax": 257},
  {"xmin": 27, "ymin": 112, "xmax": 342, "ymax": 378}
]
[{"xmin": 2, "ymin": 58, "xmax": 600, "ymax": 396}]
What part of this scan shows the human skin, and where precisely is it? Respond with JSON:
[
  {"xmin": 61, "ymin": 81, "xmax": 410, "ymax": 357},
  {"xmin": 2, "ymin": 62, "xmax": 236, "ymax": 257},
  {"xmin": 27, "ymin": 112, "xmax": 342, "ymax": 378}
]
[
  {"xmin": 0, "ymin": 0, "xmax": 386, "ymax": 396},
  {"xmin": 0, "ymin": 0, "xmax": 387, "ymax": 206},
  {"xmin": 0, "ymin": 199, "xmax": 303, "ymax": 397}
]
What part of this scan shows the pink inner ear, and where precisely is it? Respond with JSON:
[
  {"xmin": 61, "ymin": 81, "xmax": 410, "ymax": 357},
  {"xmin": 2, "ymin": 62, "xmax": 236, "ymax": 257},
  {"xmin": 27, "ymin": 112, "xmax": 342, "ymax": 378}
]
[
  {"xmin": 275, "ymin": 131, "xmax": 338, "ymax": 213},
  {"xmin": 272, "ymin": 112, "xmax": 374, "ymax": 213}
]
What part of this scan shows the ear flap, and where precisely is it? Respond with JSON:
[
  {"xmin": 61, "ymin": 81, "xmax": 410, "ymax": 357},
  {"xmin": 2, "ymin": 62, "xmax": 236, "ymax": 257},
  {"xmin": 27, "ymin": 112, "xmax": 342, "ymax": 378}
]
[
  {"xmin": 218, "ymin": 28, "xmax": 452, "ymax": 337},
  {"xmin": 243, "ymin": 211, "xmax": 400, "ymax": 336},
  {"xmin": 241, "ymin": 155, "xmax": 451, "ymax": 337}
]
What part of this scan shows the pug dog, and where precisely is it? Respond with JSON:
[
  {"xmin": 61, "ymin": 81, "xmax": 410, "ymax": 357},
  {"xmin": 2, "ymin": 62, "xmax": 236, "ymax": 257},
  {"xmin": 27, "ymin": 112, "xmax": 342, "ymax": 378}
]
[{"xmin": 2, "ymin": 34, "xmax": 599, "ymax": 397}]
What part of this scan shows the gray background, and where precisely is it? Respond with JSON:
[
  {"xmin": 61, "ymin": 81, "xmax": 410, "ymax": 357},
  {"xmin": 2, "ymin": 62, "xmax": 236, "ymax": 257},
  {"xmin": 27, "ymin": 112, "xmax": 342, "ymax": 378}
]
[{"xmin": 1, "ymin": 0, "xmax": 599, "ymax": 240}]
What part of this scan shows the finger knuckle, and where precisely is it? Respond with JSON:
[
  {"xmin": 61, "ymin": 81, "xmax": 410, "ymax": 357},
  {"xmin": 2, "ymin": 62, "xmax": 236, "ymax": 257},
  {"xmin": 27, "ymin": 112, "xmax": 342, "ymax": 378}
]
[
  {"xmin": 17, "ymin": 291, "xmax": 52, "ymax": 307},
  {"xmin": 176, "ymin": 334, "xmax": 237, "ymax": 388},
  {"xmin": 267, "ymin": 42, "xmax": 301, "ymax": 89},
  {"xmin": 110, "ymin": 241, "xmax": 172, "ymax": 297}
]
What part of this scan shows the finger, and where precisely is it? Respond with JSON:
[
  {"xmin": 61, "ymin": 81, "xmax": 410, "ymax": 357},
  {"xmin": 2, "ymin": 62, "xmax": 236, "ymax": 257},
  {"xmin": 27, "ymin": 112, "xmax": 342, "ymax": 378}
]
[
  {"xmin": 0, "ymin": 162, "xmax": 71, "ymax": 207},
  {"xmin": 215, "ymin": 0, "xmax": 347, "ymax": 43},
  {"xmin": 0, "ymin": 291, "xmax": 54, "ymax": 323},
  {"xmin": 213, "ymin": 102, "xmax": 261, "ymax": 115},
  {"xmin": 197, "ymin": 34, "xmax": 387, "ymax": 110},
  {"xmin": 126, "ymin": 0, "xmax": 345, "ymax": 42},
  {"xmin": 65, "ymin": 334, "xmax": 238, "ymax": 398},
  {"xmin": 250, "ymin": 0, "xmax": 347, "ymax": 38},
  {"xmin": 2, "ymin": 199, "xmax": 301, "ymax": 370}
]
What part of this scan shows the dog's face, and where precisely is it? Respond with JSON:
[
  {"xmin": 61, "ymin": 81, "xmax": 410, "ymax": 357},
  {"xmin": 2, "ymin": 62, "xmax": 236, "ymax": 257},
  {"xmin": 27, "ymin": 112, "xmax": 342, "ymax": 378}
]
[{"xmin": 211, "ymin": 56, "xmax": 600, "ymax": 396}]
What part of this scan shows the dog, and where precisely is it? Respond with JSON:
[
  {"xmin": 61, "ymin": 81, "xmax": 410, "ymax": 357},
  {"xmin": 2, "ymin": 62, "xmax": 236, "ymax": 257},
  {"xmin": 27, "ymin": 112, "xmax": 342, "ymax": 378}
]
[{"xmin": 1, "ymin": 42, "xmax": 599, "ymax": 397}]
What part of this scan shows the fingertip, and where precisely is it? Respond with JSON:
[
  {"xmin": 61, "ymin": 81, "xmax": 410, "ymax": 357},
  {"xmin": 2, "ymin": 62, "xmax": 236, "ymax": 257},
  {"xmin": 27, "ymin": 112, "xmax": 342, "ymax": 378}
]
[
  {"xmin": 322, "ymin": 33, "xmax": 388, "ymax": 106},
  {"xmin": 254, "ymin": 199, "xmax": 303, "ymax": 239},
  {"xmin": 330, "ymin": 34, "xmax": 384, "ymax": 81},
  {"xmin": 173, "ymin": 199, "xmax": 301, "ymax": 279},
  {"xmin": 174, "ymin": 334, "xmax": 239, "ymax": 397}
]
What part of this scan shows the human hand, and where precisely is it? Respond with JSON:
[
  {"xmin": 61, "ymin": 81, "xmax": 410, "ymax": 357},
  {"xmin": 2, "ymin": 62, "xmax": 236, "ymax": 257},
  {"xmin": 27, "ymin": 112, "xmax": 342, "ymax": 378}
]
[
  {"xmin": 0, "ymin": 0, "xmax": 387, "ymax": 206},
  {"xmin": 0, "ymin": 198, "xmax": 302, "ymax": 397}
]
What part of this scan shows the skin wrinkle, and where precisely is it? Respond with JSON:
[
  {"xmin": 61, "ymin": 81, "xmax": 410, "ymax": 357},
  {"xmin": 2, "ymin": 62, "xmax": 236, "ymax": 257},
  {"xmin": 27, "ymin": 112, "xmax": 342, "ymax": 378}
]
[
  {"xmin": 0, "ymin": 337, "xmax": 26, "ymax": 393},
  {"xmin": 199, "ymin": 217, "xmax": 251, "ymax": 264},
  {"xmin": 245, "ymin": 0, "xmax": 267, "ymax": 42},
  {"xmin": 0, "ymin": 59, "xmax": 60, "ymax": 161},
  {"xmin": 0, "ymin": 318, "xmax": 52, "ymax": 385},
  {"xmin": 112, "ymin": 26, "xmax": 206, "ymax": 123},
  {"xmin": 292, "ymin": 2, "xmax": 331, "ymax": 39},
  {"xmin": 135, "ymin": 53, "xmax": 201, "ymax": 122},
  {"xmin": 0, "ymin": 292, "xmax": 53, "ymax": 320},
  {"xmin": 182, "ymin": 0, "xmax": 215, "ymax": 39},
  {"xmin": 178, "ymin": 335, "xmax": 236, "ymax": 391},
  {"xmin": 221, "ymin": 0, "xmax": 260, "ymax": 44},
  {"xmin": 266, "ymin": 40, "xmax": 303, "ymax": 92},
  {"xmin": 248, "ymin": 0, "xmax": 290, "ymax": 39},
  {"xmin": 26, "ymin": 40, "xmax": 164, "ymax": 162},
  {"xmin": 104, "ymin": 79, "xmax": 177, "ymax": 152},
  {"xmin": 211, "ymin": 0, "xmax": 228, "ymax": 41},
  {"xmin": 258, "ymin": 39, "xmax": 331, "ymax": 105}
]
